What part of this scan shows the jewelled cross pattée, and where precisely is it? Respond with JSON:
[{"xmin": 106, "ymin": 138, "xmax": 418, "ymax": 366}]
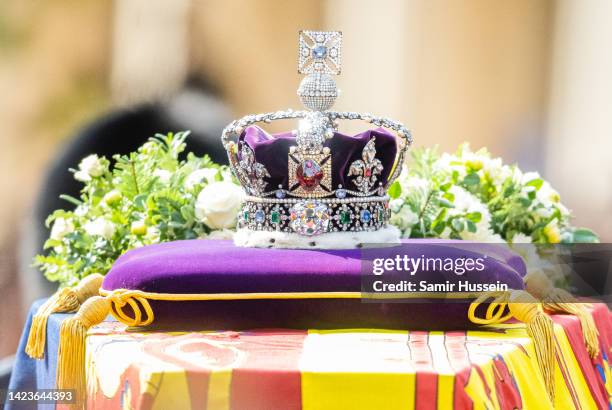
[{"xmin": 298, "ymin": 31, "xmax": 342, "ymax": 75}]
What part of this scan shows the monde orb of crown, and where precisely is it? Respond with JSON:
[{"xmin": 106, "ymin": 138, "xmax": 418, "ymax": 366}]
[{"xmin": 297, "ymin": 73, "xmax": 338, "ymax": 111}]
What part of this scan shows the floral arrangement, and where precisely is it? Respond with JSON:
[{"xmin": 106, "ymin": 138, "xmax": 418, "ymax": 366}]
[
  {"xmin": 35, "ymin": 132, "xmax": 243, "ymax": 286},
  {"xmin": 36, "ymin": 134, "xmax": 597, "ymax": 287},
  {"xmin": 389, "ymin": 145, "xmax": 598, "ymax": 245}
]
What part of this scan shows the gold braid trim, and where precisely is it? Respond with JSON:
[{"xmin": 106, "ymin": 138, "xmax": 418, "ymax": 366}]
[{"xmin": 468, "ymin": 289, "xmax": 556, "ymax": 403}]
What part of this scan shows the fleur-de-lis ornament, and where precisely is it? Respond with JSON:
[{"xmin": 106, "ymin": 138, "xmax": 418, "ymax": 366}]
[
  {"xmin": 348, "ymin": 138, "xmax": 383, "ymax": 194},
  {"xmin": 237, "ymin": 144, "xmax": 270, "ymax": 195}
]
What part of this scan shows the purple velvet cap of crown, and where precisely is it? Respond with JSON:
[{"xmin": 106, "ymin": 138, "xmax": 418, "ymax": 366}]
[
  {"xmin": 103, "ymin": 239, "xmax": 526, "ymax": 294},
  {"xmin": 239, "ymin": 125, "xmax": 398, "ymax": 193}
]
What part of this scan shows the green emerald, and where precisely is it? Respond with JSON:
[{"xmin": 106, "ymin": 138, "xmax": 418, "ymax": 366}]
[
  {"xmin": 340, "ymin": 211, "xmax": 351, "ymax": 224},
  {"xmin": 271, "ymin": 211, "xmax": 280, "ymax": 224},
  {"xmin": 378, "ymin": 209, "xmax": 385, "ymax": 221},
  {"xmin": 243, "ymin": 211, "xmax": 249, "ymax": 221}
]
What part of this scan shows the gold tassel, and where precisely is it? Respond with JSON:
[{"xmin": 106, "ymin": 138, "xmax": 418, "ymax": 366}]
[
  {"xmin": 56, "ymin": 296, "xmax": 111, "ymax": 407},
  {"xmin": 468, "ymin": 289, "xmax": 556, "ymax": 402},
  {"xmin": 26, "ymin": 274, "xmax": 104, "ymax": 359},
  {"xmin": 525, "ymin": 271, "xmax": 599, "ymax": 358},
  {"xmin": 508, "ymin": 290, "xmax": 556, "ymax": 403}
]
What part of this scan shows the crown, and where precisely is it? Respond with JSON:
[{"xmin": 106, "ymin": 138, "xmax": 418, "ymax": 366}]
[{"xmin": 222, "ymin": 31, "xmax": 413, "ymax": 248}]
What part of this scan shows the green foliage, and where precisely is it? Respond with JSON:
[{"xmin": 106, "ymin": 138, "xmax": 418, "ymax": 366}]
[
  {"xmin": 34, "ymin": 132, "xmax": 232, "ymax": 287},
  {"xmin": 392, "ymin": 144, "xmax": 598, "ymax": 245}
]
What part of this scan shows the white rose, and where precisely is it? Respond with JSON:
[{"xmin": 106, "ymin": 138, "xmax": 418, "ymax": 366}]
[
  {"xmin": 185, "ymin": 168, "xmax": 219, "ymax": 190},
  {"xmin": 153, "ymin": 169, "xmax": 172, "ymax": 184},
  {"xmin": 195, "ymin": 181, "xmax": 244, "ymax": 229},
  {"xmin": 50, "ymin": 218, "xmax": 74, "ymax": 240},
  {"xmin": 84, "ymin": 217, "xmax": 116, "ymax": 240},
  {"xmin": 74, "ymin": 154, "xmax": 105, "ymax": 182}
]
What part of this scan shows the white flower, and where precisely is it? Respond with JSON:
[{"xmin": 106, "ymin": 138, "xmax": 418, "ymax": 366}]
[
  {"xmin": 84, "ymin": 217, "xmax": 116, "ymax": 240},
  {"xmin": 50, "ymin": 218, "xmax": 74, "ymax": 240},
  {"xmin": 145, "ymin": 226, "xmax": 160, "ymax": 244},
  {"xmin": 535, "ymin": 206, "xmax": 554, "ymax": 219},
  {"xmin": 447, "ymin": 186, "xmax": 501, "ymax": 242},
  {"xmin": 390, "ymin": 205, "xmax": 419, "ymax": 231},
  {"xmin": 195, "ymin": 181, "xmax": 244, "ymax": 229},
  {"xmin": 434, "ymin": 153, "xmax": 466, "ymax": 177},
  {"xmin": 74, "ymin": 154, "xmax": 105, "ymax": 182},
  {"xmin": 221, "ymin": 169, "xmax": 234, "ymax": 182},
  {"xmin": 205, "ymin": 229, "xmax": 235, "ymax": 240},
  {"xmin": 75, "ymin": 205, "xmax": 88, "ymax": 217},
  {"xmin": 536, "ymin": 181, "xmax": 560, "ymax": 205},
  {"xmin": 482, "ymin": 158, "xmax": 512, "ymax": 185},
  {"xmin": 397, "ymin": 173, "xmax": 430, "ymax": 196},
  {"xmin": 389, "ymin": 198, "xmax": 404, "ymax": 213},
  {"xmin": 185, "ymin": 168, "xmax": 219, "ymax": 190},
  {"xmin": 511, "ymin": 232, "xmax": 532, "ymax": 244},
  {"xmin": 153, "ymin": 169, "xmax": 172, "ymax": 184},
  {"xmin": 521, "ymin": 171, "xmax": 540, "ymax": 184}
]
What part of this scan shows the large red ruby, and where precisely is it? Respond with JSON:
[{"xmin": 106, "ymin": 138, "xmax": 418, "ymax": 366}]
[
  {"xmin": 364, "ymin": 168, "xmax": 372, "ymax": 177},
  {"xmin": 296, "ymin": 159, "xmax": 324, "ymax": 190}
]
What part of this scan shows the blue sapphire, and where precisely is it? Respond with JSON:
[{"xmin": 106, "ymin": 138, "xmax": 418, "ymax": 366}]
[
  {"xmin": 275, "ymin": 190, "xmax": 286, "ymax": 199},
  {"xmin": 360, "ymin": 210, "xmax": 372, "ymax": 223},
  {"xmin": 312, "ymin": 45, "xmax": 327, "ymax": 59},
  {"xmin": 255, "ymin": 210, "xmax": 265, "ymax": 223},
  {"xmin": 335, "ymin": 188, "xmax": 347, "ymax": 199}
]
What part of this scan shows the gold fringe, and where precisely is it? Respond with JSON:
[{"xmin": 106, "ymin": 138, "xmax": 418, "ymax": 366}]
[
  {"xmin": 525, "ymin": 271, "xmax": 599, "ymax": 358},
  {"xmin": 56, "ymin": 296, "xmax": 111, "ymax": 408},
  {"xmin": 25, "ymin": 274, "xmax": 103, "ymax": 359},
  {"xmin": 508, "ymin": 290, "xmax": 556, "ymax": 403},
  {"xmin": 468, "ymin": 289, "xmax": 556, "ymax": 403}
]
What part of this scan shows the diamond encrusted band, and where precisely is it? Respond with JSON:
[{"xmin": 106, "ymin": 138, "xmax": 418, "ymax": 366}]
[{"xmin": 238, "ymin": 196, "xmax": 390, "ymax": 236}]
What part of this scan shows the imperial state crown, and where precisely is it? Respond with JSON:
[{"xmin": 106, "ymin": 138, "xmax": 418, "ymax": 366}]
[{"xmin": 222, "ymin": 31, "xmax": 413, "ymax": 248}]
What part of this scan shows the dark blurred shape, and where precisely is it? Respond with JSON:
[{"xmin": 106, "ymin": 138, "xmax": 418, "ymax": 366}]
[{"xmin": 19, "ymin": 80, "xmax": 231, "ymax": 307}]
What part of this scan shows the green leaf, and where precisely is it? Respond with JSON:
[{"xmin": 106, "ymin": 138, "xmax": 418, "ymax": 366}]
[
  {"xmin": 466, "ymin": 212, "xmax": 482, "ymax": 223},
  {"xmin": 451, "ymin": 218, "xmax": 465, "ymax": 232},
  {"xmin": 463, "ymin": 172, "xmax": 480, "ymax": 186},
  {"xmin": 438, "ymin": 198, "xmax": 454, "ymax": 208},
  {"xmin": 439, "ymin": 182, "xmax": 452, "ymax": 192},
  {"xmin": 571, "ymin": 228, "xmax": 599, "ymax": 243},
  {"xmin": 59, "ymin": 194, "xmax": 82, "ymax": 206},
  {"xmin": 526, "ymin": 178, "xmax": 544, "ymax": 191},
  {"xmin": 442, "ymin": 191, "xmax": 455, "ymax": 202},
  {"xmin": 466, "ymin": 220, "xmax": 477, "ymax": 233},
  {"xmin": 388, "ymin": 181, "xmax": 402, "ymax": 199}
]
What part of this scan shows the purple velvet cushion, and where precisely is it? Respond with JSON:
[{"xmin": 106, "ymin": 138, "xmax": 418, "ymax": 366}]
[
  {"xmin": 102, "ymin": 239, "xmax": 526, "ymax": 330},
  {"xmin": 103, "ymin": 239, "xmax": 525, "ymax": 293}
]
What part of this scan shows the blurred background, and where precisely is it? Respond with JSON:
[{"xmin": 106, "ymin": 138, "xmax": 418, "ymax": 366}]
[{"xmin": 1, "ymin": 0, "xmax": 611, "ymax": 371}]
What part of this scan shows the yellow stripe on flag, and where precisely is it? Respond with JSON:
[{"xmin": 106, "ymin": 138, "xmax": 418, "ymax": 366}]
[
  {"xmin": 300, "ymin": 329, "xmax": 415, "ymax": 410},
  {"xmin": 207, "ymin": 368, "xmax": 232, "ymax": 410}
]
